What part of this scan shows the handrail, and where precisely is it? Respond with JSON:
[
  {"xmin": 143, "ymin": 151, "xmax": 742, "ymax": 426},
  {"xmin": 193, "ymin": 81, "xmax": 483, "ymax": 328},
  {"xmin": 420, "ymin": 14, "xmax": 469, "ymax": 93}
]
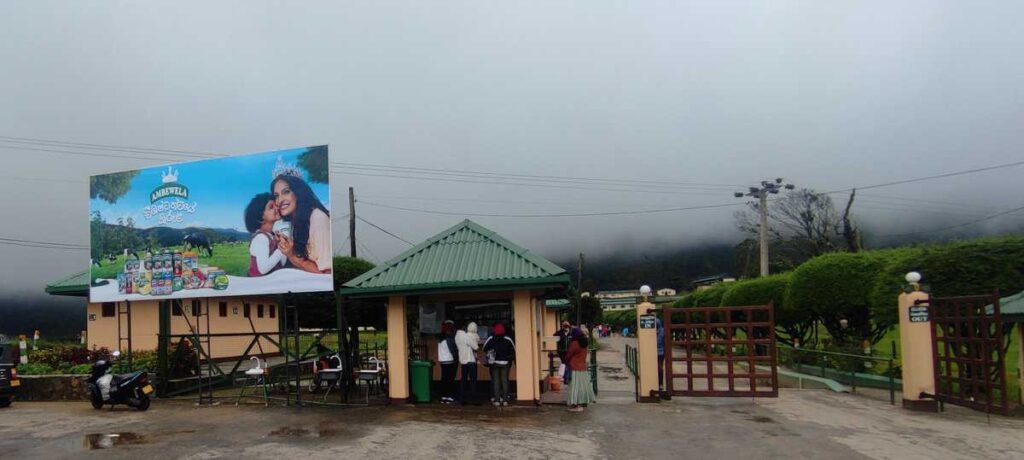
[{"xmin": 777, "ymin": 345, "xmax": 893, "ymax": 362}]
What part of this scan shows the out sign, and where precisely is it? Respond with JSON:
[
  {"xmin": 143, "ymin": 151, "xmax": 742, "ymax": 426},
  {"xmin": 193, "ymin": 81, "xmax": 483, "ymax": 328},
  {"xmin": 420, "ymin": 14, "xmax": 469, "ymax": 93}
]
[{"xmin": 909, "ymin": 306, "xmax": 929, "ymax": 323}]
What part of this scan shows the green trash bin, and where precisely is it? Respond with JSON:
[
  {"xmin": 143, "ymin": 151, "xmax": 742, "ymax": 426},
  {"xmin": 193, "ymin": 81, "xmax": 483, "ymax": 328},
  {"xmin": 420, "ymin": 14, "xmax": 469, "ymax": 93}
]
[{"xmin": 409, "ymin": 360, "xmax": 433, "ymax": 403}]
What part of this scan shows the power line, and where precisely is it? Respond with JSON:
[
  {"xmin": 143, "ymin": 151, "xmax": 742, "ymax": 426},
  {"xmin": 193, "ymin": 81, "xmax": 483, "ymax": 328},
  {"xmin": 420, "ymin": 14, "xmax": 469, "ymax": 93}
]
[
  {"xmin": 330, "ymin": 169, "xmax": 728, "ymax": 196},
  {"xmin": 332, "ymin": 161, "xmax": 742, "ymax": 189},
  {"xmin": 0, "ymin": 236, "xmax": 88, "ymax": 248},
  {"xmin": 356, "ymin": 239, "xmax": 380, "ymax": 263},
  {"xmin": 356, "ymin": 216, "xmax": 414, "ymax": 245},
  {"xmin": 359, "ymin": 199, "xmax": 743, "ymax": 218},
  {"xmin": 0, "ymin": 136, "xmax": 217, "ymax": 159},
  {"xmin": 875, "ymin": 203, "xmax": 1024, "ymax": 238},
  {"xmin": 826, "ymin": 159, "xmax": 1024, "ymax": 194}
]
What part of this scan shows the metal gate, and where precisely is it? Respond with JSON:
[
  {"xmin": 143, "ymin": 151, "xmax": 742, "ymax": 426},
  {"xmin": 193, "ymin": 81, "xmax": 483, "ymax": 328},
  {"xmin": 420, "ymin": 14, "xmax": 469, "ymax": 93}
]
[
  {"xmin": 929, "ymin": 293, "xmax": 1009, "ymax": 415},
  {"xmin": 662, "ymin": 304, "xmax": 778, "ymax": 397}
]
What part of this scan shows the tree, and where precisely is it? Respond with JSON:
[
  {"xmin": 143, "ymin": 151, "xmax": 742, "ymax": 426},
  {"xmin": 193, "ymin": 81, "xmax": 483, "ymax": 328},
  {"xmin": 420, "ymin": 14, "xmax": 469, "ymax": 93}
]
[
  {"xmin": 570, "ymin": 295, "xmax": 603, "ymax": 333},
  {"xmin": 298, "ymin": 146, "xmax": 329, "ymax": 184},
  {"xmin": 841, "ymin": 189, "xmax": 863, "ymax": 253},
  {"xmin": 90, "ymin": 171, "xmax": 139, "ymax": 204},
  {"xmin": 735, "ymin": 188, "xmax": 843, "ymax": 267}
]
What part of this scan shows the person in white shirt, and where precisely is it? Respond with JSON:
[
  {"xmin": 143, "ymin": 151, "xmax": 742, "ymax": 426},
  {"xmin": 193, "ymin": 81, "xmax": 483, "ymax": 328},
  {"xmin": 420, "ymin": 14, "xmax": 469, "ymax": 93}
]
[
  {"xmin": 455, "ymin": 322, "xmax": 480, "ymax": 404},
  {"xmin": 245, "ymin": 193, "xmax": 286, "ymax": 276}
]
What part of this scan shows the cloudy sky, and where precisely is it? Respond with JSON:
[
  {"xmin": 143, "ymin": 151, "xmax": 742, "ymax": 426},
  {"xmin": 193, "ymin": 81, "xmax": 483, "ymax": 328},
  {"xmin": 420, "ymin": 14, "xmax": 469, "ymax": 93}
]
[{"xmin": 2, "ymin": 1, "xmax": 1023, "ymax": 299}]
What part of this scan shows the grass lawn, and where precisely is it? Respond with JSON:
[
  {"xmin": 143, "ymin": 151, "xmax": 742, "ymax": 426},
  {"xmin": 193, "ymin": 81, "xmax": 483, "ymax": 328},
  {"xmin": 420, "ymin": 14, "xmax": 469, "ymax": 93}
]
[
  {"xmin": 91, "ymin": 242, "xmax": 251, "ymax": 280},
  {"xmin": 858, "ymin": 326, "xmax": 1020, "ymax": 404}
]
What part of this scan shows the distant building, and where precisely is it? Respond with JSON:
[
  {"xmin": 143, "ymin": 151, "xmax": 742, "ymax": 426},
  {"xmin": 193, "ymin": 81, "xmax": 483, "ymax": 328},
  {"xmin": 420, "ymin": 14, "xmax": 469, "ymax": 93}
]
[
  {"xmin": 596, "ymin": 289, "xmax": 681, "ymax": 311},
  {"xmin": 691, "ymin": 274, "xmax": 736, "ymax": 291}
]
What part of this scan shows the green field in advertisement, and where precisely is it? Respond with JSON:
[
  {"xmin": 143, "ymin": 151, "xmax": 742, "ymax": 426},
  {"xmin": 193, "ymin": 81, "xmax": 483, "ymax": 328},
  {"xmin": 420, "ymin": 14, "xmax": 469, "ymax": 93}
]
[{"xmin": 88, "ymin": 146, "xmax": 333, "ymax": 302}]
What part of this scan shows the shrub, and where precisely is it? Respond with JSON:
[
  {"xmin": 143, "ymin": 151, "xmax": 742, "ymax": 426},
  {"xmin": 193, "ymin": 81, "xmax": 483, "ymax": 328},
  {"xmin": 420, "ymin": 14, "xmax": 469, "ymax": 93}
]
[
  {"xmin": 720, "ymin": 273, "xmax": 809, "ymax": 345},
  {"xmin": 787, "ymin": 252, "xmax": 889, "ymax": 345},
  {"xmin": 689, "ymin": 283, "xmax": 733, "ymax": 307},
  {"xmin": 17, "ymin": 363, "xmax": 55, "ymax": 375}
]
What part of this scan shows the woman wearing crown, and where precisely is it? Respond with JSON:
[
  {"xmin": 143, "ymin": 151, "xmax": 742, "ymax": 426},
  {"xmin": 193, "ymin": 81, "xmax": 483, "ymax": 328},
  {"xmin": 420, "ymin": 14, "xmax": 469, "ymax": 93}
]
[{"xmin": 270, "ymin": 160, "xmax": 332, "ymax": 274}]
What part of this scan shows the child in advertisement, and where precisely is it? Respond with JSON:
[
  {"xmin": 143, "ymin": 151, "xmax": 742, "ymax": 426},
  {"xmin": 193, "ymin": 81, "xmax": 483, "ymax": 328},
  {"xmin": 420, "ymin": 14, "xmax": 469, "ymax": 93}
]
[{"xmin": 245, "ymin": 193, "xmax": 287, "ymax": 277}]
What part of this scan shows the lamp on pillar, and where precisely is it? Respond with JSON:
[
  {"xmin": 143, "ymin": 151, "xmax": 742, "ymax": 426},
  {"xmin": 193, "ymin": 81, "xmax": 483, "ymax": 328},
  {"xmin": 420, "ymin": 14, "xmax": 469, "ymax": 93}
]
[
  {"xmin": 906, "ymin": 271, "xmax": 922, "ymax": 291},
  {"xmin": 639, "ymin": 285, "xmax": 652, "ymax": 303}
]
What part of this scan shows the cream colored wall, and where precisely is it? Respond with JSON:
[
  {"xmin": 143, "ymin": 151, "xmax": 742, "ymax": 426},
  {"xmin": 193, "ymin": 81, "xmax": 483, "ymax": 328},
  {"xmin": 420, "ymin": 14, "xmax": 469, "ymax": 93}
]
[
  {"xmin": 387, "ymin": 295, "xmax": 409, "ymax": 400},
  {"xmin": 86, "ymin": 296, "xmax": 280, "ymax": 360}
]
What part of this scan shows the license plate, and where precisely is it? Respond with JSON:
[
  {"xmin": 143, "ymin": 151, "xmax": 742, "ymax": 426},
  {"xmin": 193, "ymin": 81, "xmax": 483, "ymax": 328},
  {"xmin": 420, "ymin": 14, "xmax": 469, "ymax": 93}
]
[
  {"xmin": 141, "ymin": 384, "xmax": 154, "ymax": 395},
  {"xmin": 10, "ymin": 380, "xmax": 19, "ymax": 387}
]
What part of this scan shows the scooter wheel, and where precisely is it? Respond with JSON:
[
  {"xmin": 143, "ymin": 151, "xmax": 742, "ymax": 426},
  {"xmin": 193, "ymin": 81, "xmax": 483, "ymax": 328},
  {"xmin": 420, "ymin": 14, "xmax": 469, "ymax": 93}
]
[
  {"xmin": 135, "ymin": 395, "xmax": 151, "ymax": 411},
  {"xmin": 90, "ymin": 388, "xmax": 104, "ymax": 409}
]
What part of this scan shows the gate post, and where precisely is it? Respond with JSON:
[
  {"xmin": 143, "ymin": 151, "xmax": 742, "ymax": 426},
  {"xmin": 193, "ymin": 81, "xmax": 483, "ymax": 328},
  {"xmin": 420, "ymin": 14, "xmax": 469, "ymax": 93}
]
[
  {"xmin": 635, "ymin": 287, "xmax": 660, "ymax": 403},
  {"xmin": 897, "ymin": 272, "xmax": 937, "ymax": 412}
]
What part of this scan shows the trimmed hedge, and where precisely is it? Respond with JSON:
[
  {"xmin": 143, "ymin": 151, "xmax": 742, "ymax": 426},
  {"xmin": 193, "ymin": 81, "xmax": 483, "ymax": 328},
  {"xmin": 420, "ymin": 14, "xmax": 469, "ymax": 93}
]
[{"xmin": 787, "ymin": 251, "xmax": 889, "ymax": 344}]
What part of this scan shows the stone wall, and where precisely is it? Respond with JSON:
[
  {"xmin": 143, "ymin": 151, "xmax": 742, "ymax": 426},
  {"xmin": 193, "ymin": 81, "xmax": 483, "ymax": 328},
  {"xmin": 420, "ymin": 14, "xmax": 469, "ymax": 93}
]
[{"xmin": 16, "ymin": 375, "xmax": 90, "ymax": 401}]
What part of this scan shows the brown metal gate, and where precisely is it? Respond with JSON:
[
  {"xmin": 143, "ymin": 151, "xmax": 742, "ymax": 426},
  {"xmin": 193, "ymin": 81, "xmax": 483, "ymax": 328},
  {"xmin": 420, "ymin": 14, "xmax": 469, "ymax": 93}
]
[
  {"xmin": 662, "ymin": 304, "xmax": 778, "ymax": 397},
  {"xmin": 929, "ymin": 293, "xmax": 1009, "ymax": 415}
]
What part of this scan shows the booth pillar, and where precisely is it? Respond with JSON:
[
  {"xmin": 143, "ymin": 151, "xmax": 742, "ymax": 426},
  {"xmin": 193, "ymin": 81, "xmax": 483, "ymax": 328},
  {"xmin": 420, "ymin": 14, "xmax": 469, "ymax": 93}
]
[
  {"xmin": 1018, "ymin": 325, "xmax": 1024, "ymax": 404},
  {"xmin": 387, "ymin": 295, "xmax": 409, "ymax": 403},
  {"xmin": 897, "ymin": 286, "xmax": 937, "ymax": 412},
  {"xmin": 636, "ymin": 300, "xmax": 660, "ymax": 402},
  {"xmin": 513, "ymin": 290, "xmax": 538, "ymax": 403}
]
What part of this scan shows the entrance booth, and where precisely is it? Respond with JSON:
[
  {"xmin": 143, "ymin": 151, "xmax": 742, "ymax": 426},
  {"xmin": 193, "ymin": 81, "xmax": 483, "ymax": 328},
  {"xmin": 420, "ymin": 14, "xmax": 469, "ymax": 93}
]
[{"xmin": 340, "ymin": 219, "xmax": 570, "ymax": 405}]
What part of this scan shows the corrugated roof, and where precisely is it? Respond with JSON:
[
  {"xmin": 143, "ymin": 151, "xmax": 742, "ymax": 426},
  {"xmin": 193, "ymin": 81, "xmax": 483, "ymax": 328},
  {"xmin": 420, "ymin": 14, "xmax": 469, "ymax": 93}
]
[
  {"xmin": 986, "ymin": 290, "xmax": 1024, "ymax": 322},
  {"xmin": 342, "ymin": 219, "xmax": 569, "ymax": 296},
  {"xmin": 45, "ymin": 269, "xmax": 90, "ymax": 297}
]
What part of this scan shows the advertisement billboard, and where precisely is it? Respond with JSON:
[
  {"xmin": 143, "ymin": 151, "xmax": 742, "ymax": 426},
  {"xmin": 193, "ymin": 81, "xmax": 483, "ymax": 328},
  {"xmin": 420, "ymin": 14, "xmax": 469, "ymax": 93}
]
[{"xmin": 89, "ymin": 146, "xmax": 333, "ymax": 302}]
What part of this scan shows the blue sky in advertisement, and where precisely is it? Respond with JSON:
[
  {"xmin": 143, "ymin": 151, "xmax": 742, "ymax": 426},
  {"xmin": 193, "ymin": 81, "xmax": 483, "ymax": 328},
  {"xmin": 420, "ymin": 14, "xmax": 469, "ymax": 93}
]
[{"xmin": 90, "ymin": 147, "xmax": 330, "ymax": 231}]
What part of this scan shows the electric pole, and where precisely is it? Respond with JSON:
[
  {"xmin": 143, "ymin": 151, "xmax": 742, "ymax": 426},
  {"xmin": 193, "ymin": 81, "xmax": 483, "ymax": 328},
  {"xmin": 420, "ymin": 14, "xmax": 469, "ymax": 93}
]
[
  {"xmin": 734, "ymin": 179, "xmax": 795, "ymax": 277},
  {"xmin": 576, "ymin": 253, "xmax": 584, "ymax": 326},
  {"xmin": 349, "ymin": 187, "xmax": 356, "ymax": 257}
]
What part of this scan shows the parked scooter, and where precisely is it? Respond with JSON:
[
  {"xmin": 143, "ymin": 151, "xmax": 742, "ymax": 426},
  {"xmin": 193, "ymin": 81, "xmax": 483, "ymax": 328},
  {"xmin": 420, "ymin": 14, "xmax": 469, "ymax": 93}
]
[{"xmin": 87, "ymin": 350, "xmax": 153, "ymax": 411}]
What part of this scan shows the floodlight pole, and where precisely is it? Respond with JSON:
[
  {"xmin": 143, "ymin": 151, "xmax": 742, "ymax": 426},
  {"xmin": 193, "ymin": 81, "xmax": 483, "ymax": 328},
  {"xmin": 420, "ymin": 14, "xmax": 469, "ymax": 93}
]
[
  {"xmin": 758, "ymin": 192, "xmax": 769, "ymax": 277},
  {"xmin": 349, "ymin": 187, "xmax": 357, "ymax": 257},
  {"xmin": 734, "ymin": 179, "xmax": 795, "ymax": 278}
]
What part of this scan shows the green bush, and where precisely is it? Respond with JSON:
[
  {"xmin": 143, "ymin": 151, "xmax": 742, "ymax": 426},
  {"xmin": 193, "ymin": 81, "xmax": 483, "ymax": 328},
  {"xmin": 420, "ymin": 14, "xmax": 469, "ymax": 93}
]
[
  {"xmin": 65, "ymin": 363, "xmax": 93, "ymax": 375},
  {"xmin": 867, "ymin": 238, "xmax": 1024, "ymax": 330},
  {"xmin": 17, "ymin": 363, "xmax": 55, "ymax": 375},
  {"xmin": 720, "ymin": 273, "xmax": 810, "ymax": 345},
  {"xmin": 787, "ymin": 252, "xmax": 889, "ymax": 345},
  {"xmin": 689, "ymin": 284, "xmax": 733, "ymax": 307}
]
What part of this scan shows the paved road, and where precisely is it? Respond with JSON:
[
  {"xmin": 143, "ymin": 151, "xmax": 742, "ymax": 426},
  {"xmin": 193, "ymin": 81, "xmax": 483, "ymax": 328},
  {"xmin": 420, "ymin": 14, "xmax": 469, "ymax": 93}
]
[{"xmin": 2, "ymin": 336, "xmax": 1022, "ymax": 459}]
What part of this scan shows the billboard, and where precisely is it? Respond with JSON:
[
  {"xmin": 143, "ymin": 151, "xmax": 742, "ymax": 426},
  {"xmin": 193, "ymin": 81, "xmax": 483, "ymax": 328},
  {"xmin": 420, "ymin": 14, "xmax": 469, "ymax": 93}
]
[{"xmin": 89, "ymin": 146, "xmax": 333, "ymax": 302}]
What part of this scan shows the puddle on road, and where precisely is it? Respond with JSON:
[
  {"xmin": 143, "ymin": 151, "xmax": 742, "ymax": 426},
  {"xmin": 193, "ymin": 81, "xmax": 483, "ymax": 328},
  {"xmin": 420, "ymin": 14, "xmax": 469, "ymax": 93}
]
[
  {"xmin": 268, "ymin": 422, "xmax": 348, "ymax": 439},
  {"xmin": 84, "ymin": 433, "xmax": 146, "ymax": 449},
  {"xmin": 748, "ymin": 416, "xmax": 775, "ymax": 423}
]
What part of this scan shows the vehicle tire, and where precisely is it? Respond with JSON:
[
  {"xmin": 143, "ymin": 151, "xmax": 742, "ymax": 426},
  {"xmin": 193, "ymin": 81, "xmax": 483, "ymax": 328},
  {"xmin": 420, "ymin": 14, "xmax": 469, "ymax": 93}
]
[
  {"xmin": 0, "ymin": 397, "xmax": 11, "ymax": 408},
  {"xmin": 90, "ymin": 388, "xmax": 104, "ymax": 409},
  {"xmin": 135, "ymin": 395, "xmax": 151, "ymax": 411}
]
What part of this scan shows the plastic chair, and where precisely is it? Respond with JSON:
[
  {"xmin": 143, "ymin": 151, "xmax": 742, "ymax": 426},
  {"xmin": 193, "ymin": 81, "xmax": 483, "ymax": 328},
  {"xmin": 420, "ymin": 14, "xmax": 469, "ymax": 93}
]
[{"xmin": 235, "ymin": 357, "xmax": 269, "ymax": 406}]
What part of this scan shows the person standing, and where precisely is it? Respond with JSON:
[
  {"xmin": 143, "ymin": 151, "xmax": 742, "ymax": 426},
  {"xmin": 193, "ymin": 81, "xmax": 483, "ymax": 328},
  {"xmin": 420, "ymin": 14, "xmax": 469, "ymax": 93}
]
[
  {"xmin": 455, "ymin": 321, "xmax": 480, "ymax": 404},
  {"xmin": 483, "ymin": 323, "xmax": 515, "ymax": 407},
  {"xmin": 565, "ymin": 328, "xmax": 596, "ymax": 412},
  {"xmin": 554, "ymin": 321, "xmax": 572, "ymax": 364},
  {"xmin": 649, "ymin": 308, "xmax": 665, "ymax": 391},
  {"xmin": 437, "ymin": 320, "xmax": 459, "ymax": 404}
]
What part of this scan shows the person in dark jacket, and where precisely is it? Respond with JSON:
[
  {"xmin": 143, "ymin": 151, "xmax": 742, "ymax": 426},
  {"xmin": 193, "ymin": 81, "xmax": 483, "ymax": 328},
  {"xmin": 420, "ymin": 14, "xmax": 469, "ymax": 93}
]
[
  {"xmin": 554, "ymin": 321, "xmax": 571, "ymax": 363},
  {"xmin": 437, "ymin": 320, "xmax": 459, "ymax": 403},
  {"xmin": 483, "ymin": 323, "xmax": 515, "ymax": 407}
]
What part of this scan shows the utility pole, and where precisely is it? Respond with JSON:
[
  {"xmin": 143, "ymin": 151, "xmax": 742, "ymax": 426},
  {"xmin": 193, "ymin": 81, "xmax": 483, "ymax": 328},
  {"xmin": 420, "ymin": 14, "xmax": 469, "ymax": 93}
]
[
  {"xmin": 349, "ymin": 187, "xmax": 356, "ymax": 257},
  {"xmin": 734, "ymin": 179, "xmax": 795, "ymax": 277},
  {"xmin": 576, "ymin": 253, "xmax": 584, "ymax": 325}
]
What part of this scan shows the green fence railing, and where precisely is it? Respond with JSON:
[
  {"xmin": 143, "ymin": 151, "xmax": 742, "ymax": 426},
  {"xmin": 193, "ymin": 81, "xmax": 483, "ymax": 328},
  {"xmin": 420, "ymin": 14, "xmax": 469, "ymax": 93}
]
[{"xmin": 778, "ymin": 343, "xmax": 898, "ymax": 405}]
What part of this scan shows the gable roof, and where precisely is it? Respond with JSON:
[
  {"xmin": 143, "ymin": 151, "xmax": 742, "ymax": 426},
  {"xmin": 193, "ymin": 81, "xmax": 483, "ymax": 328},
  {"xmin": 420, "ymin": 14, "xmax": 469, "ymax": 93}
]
[
  {"xmin": 341, "ymin": 219, "xmax": 569, "ymax": 297},
  {"xmin": 45, "ymin": 269, "xmax": 90, "ymax": 297}
]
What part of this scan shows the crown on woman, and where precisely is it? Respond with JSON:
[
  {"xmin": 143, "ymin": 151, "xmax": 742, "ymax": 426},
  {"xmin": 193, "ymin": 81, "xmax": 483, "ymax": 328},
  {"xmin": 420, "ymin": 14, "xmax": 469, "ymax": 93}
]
[{"xmin": 272, "ymin": 156, "xmax": 305, "ymax": 179}]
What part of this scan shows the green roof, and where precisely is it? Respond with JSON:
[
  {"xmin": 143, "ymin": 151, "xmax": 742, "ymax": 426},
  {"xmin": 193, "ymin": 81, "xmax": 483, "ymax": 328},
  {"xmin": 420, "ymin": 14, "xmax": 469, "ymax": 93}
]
[
  {"xmin": 342, "ymin": 219, "xmax": 570, "ymax": 297},
  {"xmin": 988, "ymin": 290, "xmax": 1024, "ymax": 322},
  {"xmin": 45, "ymin": 270, "xmax": 90, "ymax": 297}
]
